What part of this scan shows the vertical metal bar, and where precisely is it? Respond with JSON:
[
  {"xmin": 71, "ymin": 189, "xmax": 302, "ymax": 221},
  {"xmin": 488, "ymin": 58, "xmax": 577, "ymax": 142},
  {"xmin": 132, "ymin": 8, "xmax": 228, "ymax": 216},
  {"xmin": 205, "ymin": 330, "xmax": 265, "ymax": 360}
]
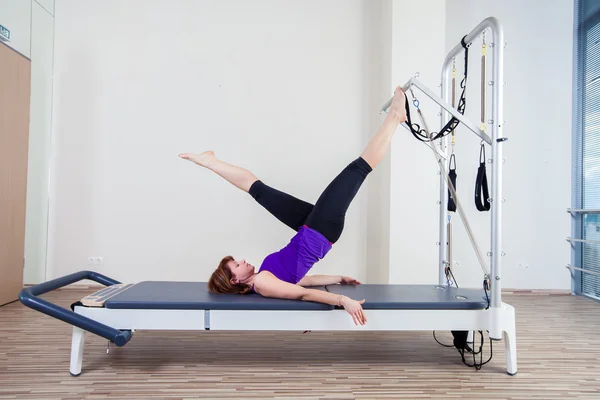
[
  {"xmin": 447, "ymin": 221, "xmax": 453, "ymax": 281},
  {"xmin": 438, "ymin": 147, "xmax": 449, "ymax": 285},
  {"xmin": 439, "ymin": 65, "xmax": 451, "ymax": 285},
  {"xmin": 481, "ymin": 53, "xmax": 486, "ymax": 124},
  {"xmin": 489, "ymin": 19, "xmax": 505, "ymax": 310},
  {"xmin": 571, "ymin": 0, "xmax": 584, "ymax": 295}
]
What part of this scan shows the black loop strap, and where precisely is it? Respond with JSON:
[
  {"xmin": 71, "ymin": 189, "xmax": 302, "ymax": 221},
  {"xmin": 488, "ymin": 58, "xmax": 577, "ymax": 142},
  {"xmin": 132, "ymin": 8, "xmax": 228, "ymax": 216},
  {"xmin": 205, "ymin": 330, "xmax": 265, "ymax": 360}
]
[
  {"xmin": 475, "ymin": 144, "xmax": 490, "ymax": 212},
  {"xmin": 403, "ymin": 36, "xmax": 471, "ymax": 142},
  {"xmin": 448, "ymin": 154, "xmax": 457, "ymax": 212}
]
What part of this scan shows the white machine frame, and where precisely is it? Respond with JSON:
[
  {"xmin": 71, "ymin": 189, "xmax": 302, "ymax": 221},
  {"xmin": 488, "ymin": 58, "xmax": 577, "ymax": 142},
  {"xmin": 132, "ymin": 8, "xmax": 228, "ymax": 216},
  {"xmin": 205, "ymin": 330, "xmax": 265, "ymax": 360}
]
[
  {"xmin": 382, "ymin": 16, "xmax": 509, "ymax": 335},
  {"xmin": 71, "ymin": 303, "xmax": 517, "ymax": 376}
]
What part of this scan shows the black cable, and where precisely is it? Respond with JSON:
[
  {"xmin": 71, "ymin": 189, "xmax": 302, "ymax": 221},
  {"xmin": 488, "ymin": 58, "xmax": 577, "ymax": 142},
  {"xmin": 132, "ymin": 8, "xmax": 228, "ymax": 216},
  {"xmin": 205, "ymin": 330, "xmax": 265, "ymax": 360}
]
[
  {"xmin": 435, "ymin": 279, "xmax": 494, "ymax": 370},
  {"xmin": 483, "ymin": 279, "xmax": 490, "ymax": 309},
  {"xmin": 457, "ymin": 331, "xmax": 494, "ymax": 370},
  {"xmin": 433, "ymin": 331, "xmax": 455, "ymax": 348},
  {"xmin": 448, "ymin": 268, "xmax": 459, "ymax": 288},
  {"xmin": 403, "ymin": 35, "xmax": 471, "ymax": 143},
  {"xmin": 443, "ymin": 264, "xmax": 459, "ymax": 288}
]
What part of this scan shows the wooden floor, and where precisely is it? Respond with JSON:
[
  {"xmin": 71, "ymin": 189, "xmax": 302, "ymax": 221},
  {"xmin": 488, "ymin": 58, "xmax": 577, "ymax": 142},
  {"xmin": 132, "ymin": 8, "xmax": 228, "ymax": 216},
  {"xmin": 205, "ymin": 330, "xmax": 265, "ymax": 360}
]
[{"xmin": 1, "ymin": 289, "xmax": 599, "ymax": 399}]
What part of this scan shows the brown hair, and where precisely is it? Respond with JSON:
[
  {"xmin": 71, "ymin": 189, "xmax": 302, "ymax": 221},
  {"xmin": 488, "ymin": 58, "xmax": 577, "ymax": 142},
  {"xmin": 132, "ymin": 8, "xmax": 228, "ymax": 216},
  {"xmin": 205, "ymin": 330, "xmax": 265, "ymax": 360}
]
[{"xmin": 208, "ymin": 255, "xmax": 253, "ymax": 295}]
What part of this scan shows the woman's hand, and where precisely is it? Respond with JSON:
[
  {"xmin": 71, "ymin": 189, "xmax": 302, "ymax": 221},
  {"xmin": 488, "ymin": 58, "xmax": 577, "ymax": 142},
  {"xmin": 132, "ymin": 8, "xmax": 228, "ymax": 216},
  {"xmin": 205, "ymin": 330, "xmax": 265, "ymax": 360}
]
[
  {"xmin": 340, "ymin": 276, "xmax": 361, "ymax": 285},
  {"xmin": 340, "ymin": 296, "xmax": 367, "ymax": 326}
]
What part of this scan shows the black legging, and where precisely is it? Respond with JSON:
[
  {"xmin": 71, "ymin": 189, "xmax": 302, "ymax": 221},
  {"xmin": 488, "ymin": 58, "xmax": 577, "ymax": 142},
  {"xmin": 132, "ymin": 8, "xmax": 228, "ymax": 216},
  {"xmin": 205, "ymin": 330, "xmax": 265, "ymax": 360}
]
[{"xmin": 249, "ymin": 157, "xmax": 372, "ymax": 243}]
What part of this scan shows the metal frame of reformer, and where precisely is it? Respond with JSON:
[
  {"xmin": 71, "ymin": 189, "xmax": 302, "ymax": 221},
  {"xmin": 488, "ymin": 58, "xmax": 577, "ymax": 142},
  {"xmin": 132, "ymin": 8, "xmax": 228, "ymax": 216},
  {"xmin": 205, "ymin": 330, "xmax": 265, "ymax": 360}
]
[
  {"xmin": 19, "ymin": 270, "xmax": 517, "ymax": 377},
  {"xmin": 70, "ymin": 299, "xmax": 517, "ymax": 376},
  {"xmin": 18, "ymin": 17, "xmax": 517, "ymax": 377},
  {"xmin": 381, "ymin": 15, "xmax": 515, "ymax": 366}
]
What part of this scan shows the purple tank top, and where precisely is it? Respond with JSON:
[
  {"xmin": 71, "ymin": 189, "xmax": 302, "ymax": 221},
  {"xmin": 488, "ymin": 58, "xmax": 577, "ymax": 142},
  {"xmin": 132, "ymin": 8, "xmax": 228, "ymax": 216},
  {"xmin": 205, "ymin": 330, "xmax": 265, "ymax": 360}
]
[{"xmin": 257, "ymin": 225, "xmax": 332, "ymax": 284}]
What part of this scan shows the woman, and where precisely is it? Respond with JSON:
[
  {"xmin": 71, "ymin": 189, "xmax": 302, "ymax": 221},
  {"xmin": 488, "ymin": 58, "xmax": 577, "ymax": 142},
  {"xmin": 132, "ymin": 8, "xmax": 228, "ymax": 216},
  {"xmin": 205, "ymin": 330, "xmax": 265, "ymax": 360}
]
[{"xmin": 179, "ymin": 86, "xmax": 407, "ymax": 326}]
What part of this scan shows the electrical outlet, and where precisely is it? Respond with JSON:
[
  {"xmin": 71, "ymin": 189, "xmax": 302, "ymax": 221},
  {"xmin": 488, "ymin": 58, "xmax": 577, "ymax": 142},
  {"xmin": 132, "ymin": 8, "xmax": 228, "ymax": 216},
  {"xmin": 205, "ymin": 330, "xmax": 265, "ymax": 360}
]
[{"xmin": 88, "ymin": 256, "xmax": 104, "ymax": 266}]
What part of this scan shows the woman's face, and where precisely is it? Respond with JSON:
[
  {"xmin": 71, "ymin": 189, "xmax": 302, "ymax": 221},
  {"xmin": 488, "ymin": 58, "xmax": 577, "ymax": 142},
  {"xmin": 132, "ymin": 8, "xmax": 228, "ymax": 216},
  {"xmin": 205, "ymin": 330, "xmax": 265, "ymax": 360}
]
[{"xmin": 227, "ymin": 258, "xmax": 255, "ymax": 284}]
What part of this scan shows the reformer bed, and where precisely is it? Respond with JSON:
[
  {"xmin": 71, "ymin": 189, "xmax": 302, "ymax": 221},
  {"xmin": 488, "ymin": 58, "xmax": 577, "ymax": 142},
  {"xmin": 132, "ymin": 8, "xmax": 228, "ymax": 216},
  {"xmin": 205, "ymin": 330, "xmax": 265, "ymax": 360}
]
[{"xmin": 19, "ymin": 270, "xmax": 517, "ymax": 376}]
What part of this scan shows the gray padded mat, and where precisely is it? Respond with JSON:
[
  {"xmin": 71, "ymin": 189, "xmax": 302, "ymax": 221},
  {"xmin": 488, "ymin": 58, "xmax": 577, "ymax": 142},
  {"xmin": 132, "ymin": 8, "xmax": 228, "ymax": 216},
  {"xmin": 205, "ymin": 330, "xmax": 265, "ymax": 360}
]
[
  {"xmin": 103, "ymin": 282, "xmax": 488, "ymax": 311},
  {"xmin": 326, "ymin": 284, "xmax": 489, "ymax": 310},
  {"xmin": 104, "ymin": 281, "xmax": 333, "ymax": 310}
]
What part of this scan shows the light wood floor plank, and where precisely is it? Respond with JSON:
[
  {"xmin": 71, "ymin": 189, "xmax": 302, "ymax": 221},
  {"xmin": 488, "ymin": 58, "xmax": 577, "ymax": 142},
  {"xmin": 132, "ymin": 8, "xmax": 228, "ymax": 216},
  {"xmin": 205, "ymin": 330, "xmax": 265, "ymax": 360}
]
[{"xmin": 0, "ymin": 289, "xmax": 599, "ymax": 399}]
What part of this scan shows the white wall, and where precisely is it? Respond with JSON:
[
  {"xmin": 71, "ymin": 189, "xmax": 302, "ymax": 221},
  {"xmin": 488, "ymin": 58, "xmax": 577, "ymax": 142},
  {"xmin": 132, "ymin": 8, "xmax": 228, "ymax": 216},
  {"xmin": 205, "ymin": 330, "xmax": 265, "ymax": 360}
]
[
  {"xmin": 389, "ymin": 0, "xmax": 447, "ymax": 284},
  {"xmin": 0, "ymin": 0, "xmax": 32, "ymax": 57},
  {"xmin": 387, "ymin": 0, "xmax": 574, "ymax": 290},
  {"xmin": 24, "ymin": 1, "xmax": 55, "ymax": 284},
  {"xmin": 48, "ymin": 0, "xmax": 377, "ymax": 284},
  {"xmin": 365, "ymin": 0, "xmax": 393, "ymax": 284},
  {"xmin": 45, "ymin": 0, "xmax": 575, "ymax": 291}
]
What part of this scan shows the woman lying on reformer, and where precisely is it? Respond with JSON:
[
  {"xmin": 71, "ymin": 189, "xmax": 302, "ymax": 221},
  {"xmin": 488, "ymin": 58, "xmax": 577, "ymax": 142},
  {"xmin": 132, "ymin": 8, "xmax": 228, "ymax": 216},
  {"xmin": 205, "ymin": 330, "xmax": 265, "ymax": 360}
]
[{"xmin": 179, "ymin": 87, "xmax": 407, "ymax": 326}]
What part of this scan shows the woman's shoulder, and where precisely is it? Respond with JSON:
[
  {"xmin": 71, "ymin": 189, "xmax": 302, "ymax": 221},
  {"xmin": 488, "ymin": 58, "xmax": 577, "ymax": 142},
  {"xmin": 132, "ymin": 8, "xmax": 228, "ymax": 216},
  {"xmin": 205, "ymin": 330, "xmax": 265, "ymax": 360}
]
[
  {"xmin": 252, "ymin": 270, "xmax": 276, "ymax": 293},
  {"xmin": 252, "ymin": 270, "xmax": 305, "ymax": 300}
]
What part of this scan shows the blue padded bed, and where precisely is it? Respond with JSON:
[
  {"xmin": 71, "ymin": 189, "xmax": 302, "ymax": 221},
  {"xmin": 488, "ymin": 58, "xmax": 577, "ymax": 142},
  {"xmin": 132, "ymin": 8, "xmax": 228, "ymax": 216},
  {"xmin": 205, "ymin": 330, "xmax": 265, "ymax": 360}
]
[{"xmin": 101, "ymin": 281, "xmax": 489, "ymax": 310}]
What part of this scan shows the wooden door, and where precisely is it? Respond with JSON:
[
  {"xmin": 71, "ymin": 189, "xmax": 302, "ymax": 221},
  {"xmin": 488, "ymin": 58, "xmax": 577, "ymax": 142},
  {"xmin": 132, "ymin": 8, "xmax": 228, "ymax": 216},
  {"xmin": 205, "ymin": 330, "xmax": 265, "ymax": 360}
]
[{"xmin": 0, "ymin": 42, "xmax": 31, "ymax": 306}]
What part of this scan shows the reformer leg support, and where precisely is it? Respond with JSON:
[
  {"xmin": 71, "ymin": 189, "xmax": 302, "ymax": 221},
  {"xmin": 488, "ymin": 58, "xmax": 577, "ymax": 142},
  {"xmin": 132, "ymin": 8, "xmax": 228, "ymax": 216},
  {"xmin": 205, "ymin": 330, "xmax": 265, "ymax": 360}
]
[
  {"xmin": 502, "ymin": 304, "xmax": 518, "ymax": 376},
  {"xmin": 449, "ymin": 303, "xmax": 517, "ymax": 374},
  {"xmin": 70, "ymin": 327, "xmax": 86, "ymax": 376}
]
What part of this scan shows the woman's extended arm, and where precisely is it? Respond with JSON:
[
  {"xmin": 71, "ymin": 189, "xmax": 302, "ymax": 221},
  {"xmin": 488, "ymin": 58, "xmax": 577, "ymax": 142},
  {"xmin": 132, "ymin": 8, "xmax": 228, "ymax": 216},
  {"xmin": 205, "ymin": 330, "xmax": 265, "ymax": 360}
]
[
  {"xmin": 254, "ymin": 271, "xmax": 367, "ymax": 326},
  {"xmin": 297, "ymin": 275, "xmax": 361, "ymax": 286},
  {"xmin": 297, "ymin": 275, "xmax": 341, "ymax": 286}
]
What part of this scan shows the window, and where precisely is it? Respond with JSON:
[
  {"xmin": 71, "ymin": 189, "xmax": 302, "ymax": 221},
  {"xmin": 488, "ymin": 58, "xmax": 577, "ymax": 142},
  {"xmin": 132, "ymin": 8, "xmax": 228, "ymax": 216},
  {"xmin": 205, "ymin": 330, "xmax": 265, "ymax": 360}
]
[{"xmin": 573, "ymin": 0, "xmax": 600, "ymax": 299}]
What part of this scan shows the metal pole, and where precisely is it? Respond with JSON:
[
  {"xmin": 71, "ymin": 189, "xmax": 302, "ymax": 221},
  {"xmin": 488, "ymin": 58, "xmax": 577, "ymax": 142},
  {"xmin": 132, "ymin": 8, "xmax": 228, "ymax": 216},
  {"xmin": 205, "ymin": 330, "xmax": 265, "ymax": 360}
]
[
  {"xmin": 566, "ymin": 265, "xmax": 600, "ymax": 277},
  {"xmin": 441, "ymin": 17, "xmax": 504, "ymax": 308},
  {"xmin": 439, "ymin": 62, "xmax": 451, "ymax": 285},
  {"xmin": 438, "ymin": 144, "xmax": 449, "ymax": 285},
  {"xmin": 567, "ymin": 237, "xmax": 600, "ymax": 245},
  {"xmin": 490, "ymin": 18, "xmax": 505, "ymax": 312}
]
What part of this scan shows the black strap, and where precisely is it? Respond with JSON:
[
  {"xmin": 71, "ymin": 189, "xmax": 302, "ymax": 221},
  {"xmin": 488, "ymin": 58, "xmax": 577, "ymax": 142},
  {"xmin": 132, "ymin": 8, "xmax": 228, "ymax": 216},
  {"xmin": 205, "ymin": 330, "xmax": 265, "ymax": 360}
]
[
  {"xmin": 447, "ymin": 154, "xmax": 457, "ymax": 212},
  {"xmin": 403, "ymin": 36, "xmax": 471, "ymax": 142},
  {"xmin": 475, "ymin": 144, "xmax": 490, "ymax": 211}
]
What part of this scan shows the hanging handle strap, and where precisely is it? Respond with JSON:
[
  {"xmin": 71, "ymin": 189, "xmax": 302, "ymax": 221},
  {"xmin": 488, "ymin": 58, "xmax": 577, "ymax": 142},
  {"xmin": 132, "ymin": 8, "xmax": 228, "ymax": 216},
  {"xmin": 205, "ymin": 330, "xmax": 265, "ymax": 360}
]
[
  {"xmin": 475, "ymin": 144, "xmax": 490, "ymax": 212},
  {"xmin": 447, "ymin": 154, "xmax": 457, "ymax": 212}
]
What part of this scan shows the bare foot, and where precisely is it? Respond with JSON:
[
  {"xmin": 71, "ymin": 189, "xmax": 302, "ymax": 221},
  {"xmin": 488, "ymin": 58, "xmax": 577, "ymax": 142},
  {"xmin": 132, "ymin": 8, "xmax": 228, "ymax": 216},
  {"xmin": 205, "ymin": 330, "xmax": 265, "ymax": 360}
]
[
  {"xmin": 389, "ymin": 86, "xmax": 407, "ymax": 123},
  {"xmin": 179, "ymin": 151, "xmax": 216, "ymax": 167}
]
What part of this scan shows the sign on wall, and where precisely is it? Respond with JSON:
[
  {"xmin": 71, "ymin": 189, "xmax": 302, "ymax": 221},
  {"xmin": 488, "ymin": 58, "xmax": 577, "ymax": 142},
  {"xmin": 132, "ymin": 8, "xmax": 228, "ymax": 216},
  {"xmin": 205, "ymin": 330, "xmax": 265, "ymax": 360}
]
[{"xmin": 0, "ymin": 25, "xmax": 10, "ymax": 42}]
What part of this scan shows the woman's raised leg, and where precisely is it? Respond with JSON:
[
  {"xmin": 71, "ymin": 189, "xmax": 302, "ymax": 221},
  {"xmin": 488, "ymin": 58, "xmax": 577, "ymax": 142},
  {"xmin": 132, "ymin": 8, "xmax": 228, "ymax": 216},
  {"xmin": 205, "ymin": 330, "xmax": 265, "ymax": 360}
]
[
  {"xmin": 179, "ymin": 151, "xmax": 314, "ymax": 230},
  {"xmin": 179, "ymin": 86, "xmax": 407, "ymax": 236},
  {"xmin": 304, "ymin": 86, "xmax": 407, "ymax": 243},
  {"xmin": 360, "ymin": 87, "xmax": 407, "ymax": 169},
  {"xmin": 179, "ymin": 151, "xmax": 258, "ymax": 192}
]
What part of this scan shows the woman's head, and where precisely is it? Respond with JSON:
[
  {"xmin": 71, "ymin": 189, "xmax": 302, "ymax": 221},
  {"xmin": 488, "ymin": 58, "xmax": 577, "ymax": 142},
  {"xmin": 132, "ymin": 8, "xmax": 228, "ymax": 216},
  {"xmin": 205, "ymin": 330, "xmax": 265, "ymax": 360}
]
[{"xmin": 208, "ymin": 255, "xmax": 256, "ymax": 294}]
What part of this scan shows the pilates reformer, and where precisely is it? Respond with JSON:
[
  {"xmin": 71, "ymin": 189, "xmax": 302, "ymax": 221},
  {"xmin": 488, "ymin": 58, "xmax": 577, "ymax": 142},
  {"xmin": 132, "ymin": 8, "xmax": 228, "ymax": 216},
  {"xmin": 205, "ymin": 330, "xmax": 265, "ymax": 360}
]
[
  {"xmin": 19, "ymin": 17, "xmax": 517, "ymax": 376},
  {"xmin": 19, "ymin": 270, "xmax": 517, "ymax": 376}
]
